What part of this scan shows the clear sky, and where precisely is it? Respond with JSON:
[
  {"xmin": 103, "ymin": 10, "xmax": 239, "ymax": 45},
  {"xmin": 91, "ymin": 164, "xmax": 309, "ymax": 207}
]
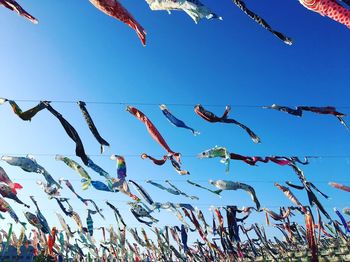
[{"xmin": 0, "ymin": 0, "xmax": 350, "ymax": 247}]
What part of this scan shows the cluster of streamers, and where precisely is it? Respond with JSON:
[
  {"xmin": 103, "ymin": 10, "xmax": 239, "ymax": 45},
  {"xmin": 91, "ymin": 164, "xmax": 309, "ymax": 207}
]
[
  {"xmin": 2, "ymin": 1, "xmax": 350, "ymax": 46},
  {"xmin": 160, "ymin": 104, "xmax": 199, "ymax": 135},
  {"xmin": 194, "ymin": 104, "xmax": 261, "ymax": 143},
  {"xmin": 1, "ymin": 99, "xmax": 350, "ymax": 260},
  {"xmin": 89, "ymin": 0, "xmax": 146, "ymax": 45},
  {"xmin": 145, "ymin": 0, "xmax": 221, "ymax": 23},
  {"xmin": 265, "ymin": 104, "xmax": 348, "ymax": 129},
  {"xmin": 0, "ymin": 1, "xmax": 37, "ymax": 23},
  {"xmin": 78, "ymin": 101, "xmax": 110, "ymax": 154},
  {"xmin": 232, "ymin": 0, "xmax": 292, "ymax": 45},
  {"xmin": 57, "ymin": 154, "xmax": 138, "ymax": 200}
]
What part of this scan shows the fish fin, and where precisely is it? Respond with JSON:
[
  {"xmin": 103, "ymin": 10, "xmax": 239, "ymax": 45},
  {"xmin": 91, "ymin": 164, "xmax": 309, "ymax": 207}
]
[
  {"xmin": 81, "ymin": 179, "xmax": 91, "ymax": 190},
  {"xmin": 214, "ymin": 190, "xmax": 222, "ymax": 195},
  {"xmin": 20, "ymin": 222, "xmax": 27, "ymax": 229},
  {"xmin": 10, "ymin": 183, "xmax": 23, "ymax": 194}
]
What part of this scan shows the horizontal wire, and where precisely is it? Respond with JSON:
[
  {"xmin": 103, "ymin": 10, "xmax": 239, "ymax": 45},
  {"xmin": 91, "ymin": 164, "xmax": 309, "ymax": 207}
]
[
  {"xmin": 5, "ymin": 98, "xmax": 350, "ymax": 109},
  {"xmin": 11, "ymin": 178, "xmax": 350, "ymax": 183},
  {"xmin": 1, "ymin": 153, "xmax": 350, "ymax": 159}
]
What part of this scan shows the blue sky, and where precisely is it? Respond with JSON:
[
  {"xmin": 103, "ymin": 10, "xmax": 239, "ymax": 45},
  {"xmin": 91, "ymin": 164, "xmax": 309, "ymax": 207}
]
[{"xmin": 0, "ymin": 0, "xmax": 350, "ymax": 246}]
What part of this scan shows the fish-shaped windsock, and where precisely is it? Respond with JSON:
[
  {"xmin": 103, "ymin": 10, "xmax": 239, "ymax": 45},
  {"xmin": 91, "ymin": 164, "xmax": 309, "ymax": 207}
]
[
  {"xmin": 187, "ymin": 179, "xmax": 222, "ymax": 196},
  {"xmin": 24, "ymin": 211, "xmax": 43, "ymax": 231},
  {"xmin": 274, "ymin": 183, "xmax": 307, "ymax": 213},
  {"xmin": 47, "ymin": 227, "xmax": 57, "ymax": 256},
  {"xmin": 299, "ymin": 0, "xmax": 350, "ymax": 28},
  {"xmin": 3, "ymin": 223, "xmax": 13, "ymax": 253},
  {"xmin": 16, "ymin": 226, "xmax": 25, "ymax": 255},
  {"xmin": 343, "ymin": 207, "xmax": 350, "ymax": 216},
  {"xmin": 86, "ymin": 210, "xmax": 95, "ymax": 236},
  {"xmin": 59, "ymin": 179, "xmax": 88, "ymax": 205},
  {"xmin": 334, "ymin": 208, "xmax": 350, "ymax": 234},
  {"xmin": 197, "ymin": 146, "xmax": 231, "ymax": 172},
  {"xmin": 71, "ymin": 211, "xmax": 84, "ymax": 231},
  {"xmin": 160, "ymin": 104, "xmax": 199, "ymax": 135},
  {"xmin": 232, "ymin": 0, "xmax": 292, "ymax": 45},
  {"xmin": 87, "ymin": 157, "xmax": 112, "ymax": 182},
  {"xmin": 0, "ymin": 99, "xmax": 45, "ymax": 121},
  {"xmin": 146, "ymin": 180, "xmax": 180, "ymax": 195},
  {"xmin": 194, "ymin": 104, "xmax": 261, "ymax": 143},
  {"xmin": 106, "ymin": 201, "xmax": 126, "ymax": 227},
  {"xmin": 165, "ymin": 180, "xmax": 199, "ymax": 200},
  {"xmin": 141, "ymin": 154, "xmax": 189, "ymax": 175},
  {"xmin": 56, "ymin": 155, "xmax": 91, "ymax": 190},
  {"xmin": 36, "ymin": 180, "xmax": 60, "ymax": 197},
  {"xmin": 329, "ymin": 182, "xmax": 350, "ymax": 193},
  {"xmin": 128, "ymin": 202, "xmax": 159, "ymax": 227},
  {"xmin": 305, "ymin": 211, "xmax": 317, "ymax": 262},
  {"xmin": 0, "ymin": 1, "xmax": 37, "ymax": 23},
  {"xmin": 30, "ymin": 196, "xmax": 50, "ymax": 235},
  {"xmin": 2, "ymin": 155, "xmax": 61, "ymax": 189},
  {"xmin": 0, "ymin": 166, "xmax": 22, "ymax": 193},
  {"xmin": 0, "ymin": 197, "xmax": 25, "ymax": 226},
  {"xmin": 127, "ymin": 106, "xmax": 181, "ymax": 163},
  {"xmin": 110, "ymin": 155, "xmax": 127, "ymax": 180},
  {"xmin": 0, "ymin": 184, "xmax": 30, "ymax": 208},
  {"xmin": 81, "ymin": 179, "xmax": 112, "ymax": 192},
  {"xmin": 56, "ymin": 213, "xmax": 75, "ymax": 238},
  {"xmin": 89, "ymin": 0, "xmax": 146, "ymax": 45},
  {"xmin": 42, "ymin": 102, "xmax": 89, "ymax": 165},
  {"xmin": 78, "ymin": 101, "xmax": 110, "ymax": 154},
  {"xmin": 145, "ymin": 0, "xmax": 221, "ymax": 23},
  {"xmin": 180, "ymin": 225, "xmax": 189, "ymax": 252},
  {"xmin": 265, "ymin": 104, "xmax": 348, "ymax": 129},
  {"xmin": 129, "ymin": 180, "xmax": 154, "ymax": 205},
  {"xmin": 209, "ymin": 180, "xmax": 261, "ymax": 210}
]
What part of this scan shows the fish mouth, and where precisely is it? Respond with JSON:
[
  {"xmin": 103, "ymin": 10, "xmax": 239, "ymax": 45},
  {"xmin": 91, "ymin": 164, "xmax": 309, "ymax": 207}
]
[
  {"xmin": 196, "ymin": 152, "xmax": 207, "ymax": 158},
  {"xmin": 159, "ymin": 104, "xmax": 167, "ymax": 110},
  {"xmin": 1, "ymin": 156, "xmax": 11, "ymax": 161},
  {"xmin": 126, "ymin": 106, "xmax": 133, "ymax": 112},
  {"xmin": 110, "ymin": 154, "xmax": 123, "ymax": 161}
]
